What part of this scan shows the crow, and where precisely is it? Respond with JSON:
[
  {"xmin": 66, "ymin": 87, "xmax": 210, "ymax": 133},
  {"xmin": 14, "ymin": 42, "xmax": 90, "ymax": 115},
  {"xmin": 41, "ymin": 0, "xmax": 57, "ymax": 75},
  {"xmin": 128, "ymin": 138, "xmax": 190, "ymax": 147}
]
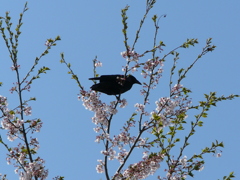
[{"xmin": 89, "ymin": 75, "xmax": 141, "ymax": 98}]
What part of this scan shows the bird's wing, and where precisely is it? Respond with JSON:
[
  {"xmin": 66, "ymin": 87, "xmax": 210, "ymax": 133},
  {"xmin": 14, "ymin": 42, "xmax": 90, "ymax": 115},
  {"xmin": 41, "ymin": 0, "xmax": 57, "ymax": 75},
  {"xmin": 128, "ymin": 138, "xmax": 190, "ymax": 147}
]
[
  {"xmin": 89, "ymin": 75, "xmax": 124, "ymax": 83},
  {"xmin": 99, "ymin": 75, "xmax": 123, "ymax": 82},
  {"xmin": 91, "ymin": 82, "xmax": 122, "ymax": 95}
]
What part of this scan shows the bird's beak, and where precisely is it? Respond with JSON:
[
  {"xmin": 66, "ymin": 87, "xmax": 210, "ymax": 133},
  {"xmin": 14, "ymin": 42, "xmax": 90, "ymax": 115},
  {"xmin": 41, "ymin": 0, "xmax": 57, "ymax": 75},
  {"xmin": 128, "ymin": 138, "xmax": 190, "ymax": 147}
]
[{"xmin": 135, "ymin": 80, "xmax": 142, "ymax": 85}]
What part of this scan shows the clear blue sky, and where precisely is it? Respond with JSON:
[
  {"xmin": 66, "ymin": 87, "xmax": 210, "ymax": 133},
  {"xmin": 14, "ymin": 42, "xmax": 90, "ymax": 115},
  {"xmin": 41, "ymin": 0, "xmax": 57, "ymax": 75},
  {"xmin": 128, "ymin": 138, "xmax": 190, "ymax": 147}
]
[{"xmin": 0, "ymin": 0, "xmax": 240, "ymax": 179}]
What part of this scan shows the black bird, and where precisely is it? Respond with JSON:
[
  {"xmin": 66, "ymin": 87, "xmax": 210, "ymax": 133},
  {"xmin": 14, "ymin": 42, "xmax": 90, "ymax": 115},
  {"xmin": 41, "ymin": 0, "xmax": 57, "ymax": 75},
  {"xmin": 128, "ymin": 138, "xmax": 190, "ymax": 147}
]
[{"xmin": 89, "ymin": 74, "xmax": 141, "ymax": 97}]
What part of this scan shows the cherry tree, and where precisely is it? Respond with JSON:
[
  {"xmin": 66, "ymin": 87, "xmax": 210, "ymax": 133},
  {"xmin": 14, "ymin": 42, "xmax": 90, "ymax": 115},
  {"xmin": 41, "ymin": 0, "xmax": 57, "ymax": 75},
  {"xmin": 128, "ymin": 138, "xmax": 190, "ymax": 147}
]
[
  {"xmin": 0, "ymin": 1, "xmax": 238, "ymax": 180},
  {"xmin": 61, "ymin": 1, "xmax": 238, "ymax": 180},
  {"xmin": 0, "ymin": 3, "xmax": 61, "ymax": 180}
]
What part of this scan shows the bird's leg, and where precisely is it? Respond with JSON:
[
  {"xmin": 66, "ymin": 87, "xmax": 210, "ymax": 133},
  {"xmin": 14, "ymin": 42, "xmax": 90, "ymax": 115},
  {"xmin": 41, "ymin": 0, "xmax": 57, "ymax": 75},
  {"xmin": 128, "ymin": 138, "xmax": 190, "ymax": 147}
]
[{"xmin": 115, "ymin": 94, "xmax": 121, "ymax": 101}]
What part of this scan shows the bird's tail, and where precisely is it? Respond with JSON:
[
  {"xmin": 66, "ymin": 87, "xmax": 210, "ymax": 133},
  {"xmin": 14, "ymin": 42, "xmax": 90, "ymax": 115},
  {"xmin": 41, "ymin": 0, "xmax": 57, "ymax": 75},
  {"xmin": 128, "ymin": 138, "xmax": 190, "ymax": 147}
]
[{"xmin": 89, "ymin": 77, "xmax": 100, "ymax": 80}]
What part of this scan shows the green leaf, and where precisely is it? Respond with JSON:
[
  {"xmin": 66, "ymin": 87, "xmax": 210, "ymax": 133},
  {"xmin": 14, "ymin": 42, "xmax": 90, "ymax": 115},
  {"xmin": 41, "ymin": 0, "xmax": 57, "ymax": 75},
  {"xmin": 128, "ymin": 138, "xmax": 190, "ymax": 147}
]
[
  {"xmin": 159, "ymin": 41, "xmax": 165, "ymax": 46},
  {"xmin": 202, "ymin": 112, "xmax": 208, "ymax": 118},
  {"xmin": 152, "ymin": 113, "xmax": 161, "ymax": 121},
  {"xmin": 218, "ymin": 142, "xmax": 224, "ymax": 148},
  {"xmin": 55, "ymin": 35, "xmax": 61, "ymax": 40},
  {"xmin": 188, "ymin": 171, "xmax": 194, "ymax": 177},
  {"xmin": 174, "ymin": 138, "xmax": 180, "ymax": 143},
  {"xmin": 197, "ymin": 121, "xmax": 203, "ymax": 127},
  {"xmin": 152, "ymin": 15, "xmax": 157, "ymax": 22}
]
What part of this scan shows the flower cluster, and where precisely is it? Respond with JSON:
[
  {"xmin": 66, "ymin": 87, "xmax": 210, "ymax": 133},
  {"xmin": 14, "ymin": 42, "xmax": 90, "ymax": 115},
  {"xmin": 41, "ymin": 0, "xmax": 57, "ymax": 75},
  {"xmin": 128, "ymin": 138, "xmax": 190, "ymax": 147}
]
[
  {"xmin": 0, "ymin": 95, "xmax": 47, "ymax": 179},
  {"xmin": 80, "ymin": 90, "xmax": 118, "ymax": 126},
  {"xmin": 23, "ymin": 105, "xmax": 32, "ymax": 116},
  {"xmin": 119, "ymin": 98, "xmax": 128, "ymax": 108},
  {"xmin": 11, "ymin": 64, "xmax": 20, "ymax": 71},
  {"xmin": 96, "ymin": 159, "xmax": 105, "ymax": 173},
  {"xmin": 9, "ymin": 83, "xmax": 18, "ymax": 93},
  {"xmin": 134, "ymin": 103, "xmax": 149, "ymax": 116},
  {"xmin": 150, "ymin": 84, "xmax": 191, "ymax": 129},
  {"xmin": 93, "ymin": 59, "xmax": 102, "ymax": 67},
  {"xmin": 165, "ymin": 156, "xmax": 204, "ymax": 179},
  {"xmin": 94, "ymin": 118, "xmax": 153, "ymax": 173},
  {"xmin": 0, "ymin": 96, "xmax": 21, "ymax": 141},
  {"xmin": 6, "ymin": 143, "xmax": 48, "ymax": 180},
  {"xmin": 1, "ymin": 118, "xmax": 23, "ymax": 141},
  {"xmin": 22, "ymin": 81, "xmax": 31, "ymax": 92},
  {"xmin": 1, "ymin": 97, "xmax": 42, "ymax": 140},
  {"xmin": 119, "ymin": 152, "xmax": 164, "ymax": 179},
  {"xmin": 44, "ymin": 40, "xmax": 52, "ymax": 47},
  {"xmin": 101, "ymin": 148, "xmax": 116, "ymax": 160},
  {"xmin": 29, "ymin": 137, "xmax": 40, "ymax": 151},
  {"xmin": 28, "ymin": 119, "xmax": 43, "ymax": 133},
  {"xmin": 140, "ymin": 58, "xmax": 164, "ymax": 98},
  {"xmin": 121, "ymin": 49, "xmax": 141, "ymax": 62},
  {"xmin": 121, "ymin": 49, "xmax": 142, "ymax": 73},
  {"xmin": 96, "ymin": 131, "xmax": 138, "ymax": 165},
  {"xmin": 18, "ymin": 157, "xmax": 49, "ymax": 180},
  {"xmin": 135, "ymin": 137, "xmax": 151, "ymax": 149},
  {"xmin": 141, "ymin": 58, "xmax": 163, "ymax": 79},
  {"xmin": 116, "ymin": 149, "xmax": 129, "ymax": 164}
]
